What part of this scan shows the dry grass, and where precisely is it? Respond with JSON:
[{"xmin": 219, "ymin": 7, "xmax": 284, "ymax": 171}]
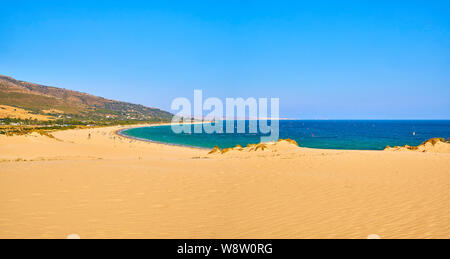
[
  {"xmin": 0, "ymin": 105, "xmax": 54, "ymax": 121},
  {"xmin": 36, "ymin": 130, "xmax": 58, "ymax": 140},
  {"xmin": 208, "ymin": 139, "xmax": 300, "ymax": 155},
  {"xmin": 221, "ymin": 148, "xmax": 234, "ymax": 154},
  {"xmin": 254, "ymin": 143, "xmax": 268, "ymax": 151},
  {"xmin": 234, "ymin": 145, "xmax": 244, "ymax": 151},
  {"xmin": 42, "ymin": 109, "xmax": 65, "ymax": 114},
  {"xmin": 208, "ymin": 146, "xmax": 221, "ymax": 155},
  {"xmin": 386, "ymin": 138, "xmax": 448, "ymax": 152},
  {"xmin": 422, "ymin": 138, "xmax": 446, "ymax": 146},
  {"xmin": 278, "ymin": 138, "xmax": 299, "ymax": 146},
  {"xmin": 0, "ymin": 126, "xmax": 60, "ymax": 141},
  {"xmin": 406, "ymin": 145, "xmax": 419, "ymax": 151}
]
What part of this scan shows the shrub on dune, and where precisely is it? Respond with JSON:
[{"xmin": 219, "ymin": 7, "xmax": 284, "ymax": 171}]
[
  {"xmin": 277, "ymin": 138, "xmax": 299, "ymax": 146},
  {"xmin": 422, "ymin": 138, "xmax": 446, "ymax": 146},
  {"xmin": 385, "ymin": 137, "xmax": 449, "ymax": 152},
  {"xmin": 255, "ymin": 143, "xmax": 268, "ymax": 151},
  {"xmin": 221, "ymin": 148, "xmax": 233, "ymax": 154},
  {"xmin": 208, "ymin": 146, "xmax": 221, "ymax": 155},
  {"xmin": 234, "ymin": 145, "xmax": 244, "ymax": 151}
]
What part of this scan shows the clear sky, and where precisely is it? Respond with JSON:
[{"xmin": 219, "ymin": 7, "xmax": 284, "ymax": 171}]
[{"xmin": 1, "ymin": 0, "xmax": 449, "ymax": 119}]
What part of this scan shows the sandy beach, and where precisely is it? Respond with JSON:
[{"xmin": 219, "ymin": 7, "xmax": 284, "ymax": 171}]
[{"xmin": 0, "ymin": 125, "xmax": 449, "ymax": 239}]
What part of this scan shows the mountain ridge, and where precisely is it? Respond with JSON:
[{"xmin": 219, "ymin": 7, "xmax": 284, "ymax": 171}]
[{"xmin": 0, "ymin": 75, "xmax": 173, "ymax": 123}]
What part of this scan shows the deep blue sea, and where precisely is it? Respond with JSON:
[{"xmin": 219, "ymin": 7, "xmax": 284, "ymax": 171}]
[{"xmin": 121, "ymin": 120, "xmax": 450, "ymax": 150}]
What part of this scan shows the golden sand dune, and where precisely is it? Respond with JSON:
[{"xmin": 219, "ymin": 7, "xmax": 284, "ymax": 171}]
[
  {"xmin": 0, "ymin": 126, "xmax": 449, "ymax": 239},
  {"xmin": 0, "ymin": 105, "xmax": 54, "ymax": 121},
  {"xmin": 385, "ymin": 138, "xmax": 450, "ymax": 153},
  {"xmin": 208, "ymin": 139, "xmax": 300, "ymax": 156}
]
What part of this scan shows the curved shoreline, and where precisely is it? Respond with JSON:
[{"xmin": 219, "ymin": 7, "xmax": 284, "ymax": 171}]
[
  {"xmin": 115, "ymin": 122, "xmax": 211, "ymax": 151},
  {"xmin": 114, "ymin": 124, "xmax": 362, "ymax": 152},
  {"xmin": 114, "ymin": 123, "xmax": 450, "ymax": 153}
]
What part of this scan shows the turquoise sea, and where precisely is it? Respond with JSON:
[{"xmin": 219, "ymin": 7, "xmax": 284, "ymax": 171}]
[{"xmin": 120, "ymin": 120, "xmax": 450, "ymax": 150}]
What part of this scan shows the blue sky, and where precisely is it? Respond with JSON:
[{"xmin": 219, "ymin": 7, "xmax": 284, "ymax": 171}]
[{"xmin": 1, "ymin": 0, "xmax": 449, "ymax": 119}]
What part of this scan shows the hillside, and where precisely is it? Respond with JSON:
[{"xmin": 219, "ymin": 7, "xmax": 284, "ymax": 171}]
[{"xmin": 0, "ymin": 75, "xmax": 172, "ymax": 124}]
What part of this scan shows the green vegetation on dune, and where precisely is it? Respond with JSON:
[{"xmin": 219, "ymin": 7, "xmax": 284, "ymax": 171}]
[{"xmin": 0, "ymin": 117, "xmax": 170, "ymax": 136}]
